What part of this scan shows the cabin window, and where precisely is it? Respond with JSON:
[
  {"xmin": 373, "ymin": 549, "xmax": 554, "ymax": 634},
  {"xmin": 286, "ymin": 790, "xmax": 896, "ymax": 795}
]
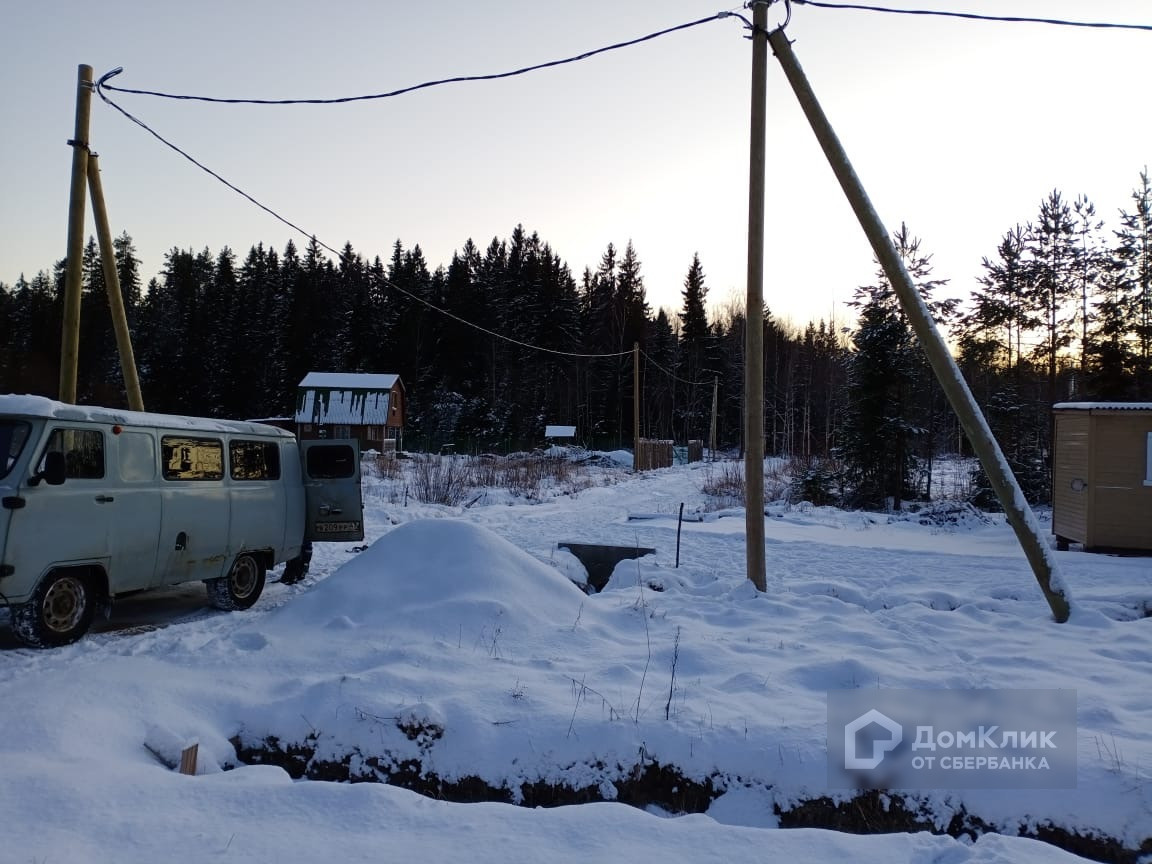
[
  {"xmin": 41, "ymin": 428, "xmax": 104, "ymax": 479},
  {"xmin": 334, "ymin": 424, "xmax": 351, "ymax": 439},
  {"xmin": 161, "ymin": 436, "xmax": 224, "ymax": 481},
  {"xmin": 1146, "ymin": 432, "xmax": 1152, "ymax": 487},
  {"xmin": 230, "ymin": 439, "xmax": 281, "ymax": 481}
]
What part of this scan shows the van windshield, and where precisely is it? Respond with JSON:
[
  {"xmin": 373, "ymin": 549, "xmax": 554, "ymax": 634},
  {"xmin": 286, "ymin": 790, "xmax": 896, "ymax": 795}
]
[{"xmin": 0, "ymin": 421, "xmax": 31, "ymax": 480}]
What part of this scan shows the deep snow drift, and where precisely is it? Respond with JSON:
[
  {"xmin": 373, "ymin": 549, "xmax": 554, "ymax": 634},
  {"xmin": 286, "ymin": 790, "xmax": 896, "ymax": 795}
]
[{"xmin": 1, "ymin": 458, "xmax": 1149, "ymax": 863}]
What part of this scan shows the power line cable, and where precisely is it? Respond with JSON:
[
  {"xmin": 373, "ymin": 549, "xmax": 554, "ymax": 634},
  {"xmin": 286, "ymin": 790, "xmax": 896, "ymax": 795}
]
[
  {"xmin": 379, "ymin": 278, "xmax": 633, "ymax": 359},
  {"xmin": 641, "ymin": 349, "xmax": 715, "ymax": 388},
  {"xmin": 91, "ymin": 12, "xmax": 752, "ymax": 362},
  {"xmin": 100, "ymin": 12, "xmax": 745, "ymax": 105},
  {"xmin": 94, "ymin": 77, "xmax": 633, "ymax": 360},
  {"xmin": 94, "ymin": 69, "xmax": 346, "ymax": 261},
  {"xmin": 791, "ymin": 0, "xmax": 1152, "ymax": 31}
]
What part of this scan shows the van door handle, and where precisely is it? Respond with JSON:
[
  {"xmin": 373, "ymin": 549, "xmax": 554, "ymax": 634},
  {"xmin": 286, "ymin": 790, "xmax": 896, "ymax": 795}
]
[
  {"xmin": 319, "ymin": 505, "xmax": 342, "ymax": 516},
  {"xmin": 95, "ymin": 495, "xmax": 115, "ymax": 503}
]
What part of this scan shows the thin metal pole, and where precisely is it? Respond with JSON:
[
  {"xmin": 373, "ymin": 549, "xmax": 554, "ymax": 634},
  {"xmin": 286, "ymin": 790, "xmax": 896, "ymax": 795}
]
[
  {"xmin": 633, "ymin": 341, "xmax": 641, "ymax": 471},
  {"xmin": 744, "ymin": 2, "xmax": 768, "ymax": 593},
  {"xmin": 87, "ymin": 154, "xmax": 145, "ymax": 411},
  {"xmin": 767, "ymin": 28, "xmax": 1071, "ymax": 622},
  {"xmin": 60, "ymin": 64, "xmax": 94, "ymax": 404},
  {"xmin": 675, "ymin": 502, "xmax": 684, "ymax": 568},
  {"xmin": 710, "ymin": 375, "xmax": 719, "ymax": 461}
]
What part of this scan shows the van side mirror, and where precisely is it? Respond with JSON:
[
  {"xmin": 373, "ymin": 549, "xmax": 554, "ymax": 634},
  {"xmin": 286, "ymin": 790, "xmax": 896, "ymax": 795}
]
[{"xmin": 29, "ymin": 451, "xmax": 67, "ymax": 487}]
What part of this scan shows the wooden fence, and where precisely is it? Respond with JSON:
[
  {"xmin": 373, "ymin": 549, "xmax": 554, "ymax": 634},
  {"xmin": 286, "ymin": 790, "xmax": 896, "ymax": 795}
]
[{"xmin": 636, "ymin": 438, "xmax": 674, "ymax": 471}]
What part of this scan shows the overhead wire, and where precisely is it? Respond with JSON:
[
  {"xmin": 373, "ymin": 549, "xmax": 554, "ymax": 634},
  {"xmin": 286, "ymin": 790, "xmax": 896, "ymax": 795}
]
[
  {"xmin": 91, "ymin": 2, "xmax": 1134, "ymax": 384},
  {"xmin": 95, "ymin": 78, "xmax": 636, "ymax": 359},
  {"xmin": 99, "ymin": 12, "xmax": 745, "ymax": 105},
  {"xmin": 377, "ymin": 278, "xmax": 633, "ymax": 359},
  {"xmin": 93, "ymin": 70, "xmax": 346, "ymax": 261},
  {"xmin": 789, "ymin": 0, "xmax": 1152, "ymax": 31},
  {"xmin": 642, "ymin": 349, "xmax": 715, "ymax": 388},
  {"xmin": 91, "ymin": 12, "xmax": 754, "ymax": 365}
]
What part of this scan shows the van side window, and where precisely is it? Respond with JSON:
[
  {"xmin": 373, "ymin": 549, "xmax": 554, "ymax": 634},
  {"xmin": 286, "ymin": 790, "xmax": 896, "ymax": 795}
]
[
  {"xmin": 161, "ymin": 436, "xmax": 223, "ymax": 481},
  {"xmin": 306, "ymin": 444, "xmax": 355, "ymax": 479},
  {"xmin": 119, "ymin": 431, "xmax": 156, "ymax": 482},
  {"xmin": 1, "ymin": 421, "xmax": 31, "ymax": 479},
  {"xmin": 230, "ymin": 440, "xmax": 281, "ymax": 481},
  {"xmin": 41, "ymin": 428, "xmax": 104, "ymax": 479}
]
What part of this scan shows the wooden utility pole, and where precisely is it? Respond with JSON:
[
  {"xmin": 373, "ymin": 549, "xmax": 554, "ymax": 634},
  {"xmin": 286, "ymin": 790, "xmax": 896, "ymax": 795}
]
[
  {"xmin": 744, "ymin": 1, "xmax": 768, "ymax": 592},
  {"xmin": 633, "ymin": 342, "xmax": 641, "ymax": 471},
  {"xmin": 60, "ymin": 64, "xmax": 94, "ymax": 405},
  {"xmin": 88, "ymin": 154, "xmax": 145, "ymax": 411},
  {"xmin": 767, "ymin": 28, "xmax": 1071, "ymax": 622},
  {"xmin": 709, "ymin": 375, "xmax": 719, "ymax": 461}
]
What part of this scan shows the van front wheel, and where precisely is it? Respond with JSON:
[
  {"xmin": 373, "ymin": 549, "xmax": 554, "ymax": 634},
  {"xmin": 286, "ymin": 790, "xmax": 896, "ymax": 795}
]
[
  {"xmin": 207, "ymin": 554, "xmax": 265, "ymax": 611},
  {"xmin": 12, "ymin": 570, "xmax": 96, "ymax": 648}
]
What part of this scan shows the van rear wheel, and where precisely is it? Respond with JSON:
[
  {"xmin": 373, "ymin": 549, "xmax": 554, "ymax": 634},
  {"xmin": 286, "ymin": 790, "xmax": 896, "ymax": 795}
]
[
  {"xmin": 207, "ymin": 553, "xmax": 265, "ymax": 611},
  {"xmin": 12, "ymin": 570, "xmax": 96, "ymax": 648}
]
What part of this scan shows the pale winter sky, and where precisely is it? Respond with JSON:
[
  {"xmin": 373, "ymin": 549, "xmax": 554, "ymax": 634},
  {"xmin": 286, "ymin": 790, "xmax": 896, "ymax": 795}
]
[{"xmin": 2, "ymin": 1, "xmax": 1150, "ymax": 329}]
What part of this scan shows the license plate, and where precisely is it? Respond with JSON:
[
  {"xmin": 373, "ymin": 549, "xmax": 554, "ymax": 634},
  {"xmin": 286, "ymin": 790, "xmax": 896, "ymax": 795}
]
[{"xmin": 314, "ymin": 521, "xmax": 360, "ymax": 534}]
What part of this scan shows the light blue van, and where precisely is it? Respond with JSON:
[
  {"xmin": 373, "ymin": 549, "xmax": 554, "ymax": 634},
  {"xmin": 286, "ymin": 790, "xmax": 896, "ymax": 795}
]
[{"xmin": 0, "ymin": 395, "xmax": 363, "ymax": 647}]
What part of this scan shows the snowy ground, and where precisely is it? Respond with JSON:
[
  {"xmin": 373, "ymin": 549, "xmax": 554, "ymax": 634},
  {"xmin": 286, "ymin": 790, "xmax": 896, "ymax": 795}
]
[{"xmin": 2, "ymin": 455, "xmax": 1150, "ymax": 863}]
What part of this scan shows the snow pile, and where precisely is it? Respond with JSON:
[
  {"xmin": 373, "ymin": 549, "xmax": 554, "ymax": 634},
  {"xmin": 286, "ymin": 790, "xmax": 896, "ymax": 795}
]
[
  {"xmin": 267, "ymin": 518, "xmax": 587, "ymax": 635},
  {"xmin": 1, "ymin": 462, "xmax": 1150, "ymax": 863}
]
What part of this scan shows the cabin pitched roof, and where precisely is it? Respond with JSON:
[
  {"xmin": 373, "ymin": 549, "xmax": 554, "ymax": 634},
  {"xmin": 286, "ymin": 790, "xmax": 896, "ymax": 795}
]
[{"xmin": 294, "ymin": 372, "xmax": 401, "ymax": 425}]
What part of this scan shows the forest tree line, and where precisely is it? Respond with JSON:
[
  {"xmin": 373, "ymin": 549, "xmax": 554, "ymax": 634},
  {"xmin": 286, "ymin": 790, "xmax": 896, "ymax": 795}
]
[{"xmin": 2, "ymin": 172, "xmax": 1151, "ymax": 509}]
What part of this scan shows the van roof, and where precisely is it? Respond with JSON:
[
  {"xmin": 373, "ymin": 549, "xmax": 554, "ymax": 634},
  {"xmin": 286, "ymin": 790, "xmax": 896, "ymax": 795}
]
[{"xmin": 0, "ymin": 394, "xmax": 296, "ymax": 439}]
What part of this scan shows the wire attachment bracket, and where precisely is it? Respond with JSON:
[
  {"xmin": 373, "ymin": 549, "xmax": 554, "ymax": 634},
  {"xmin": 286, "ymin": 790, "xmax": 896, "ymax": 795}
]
[{"xmin": 740, "ymin": 0, "xmax": 792, "ymax": 38}]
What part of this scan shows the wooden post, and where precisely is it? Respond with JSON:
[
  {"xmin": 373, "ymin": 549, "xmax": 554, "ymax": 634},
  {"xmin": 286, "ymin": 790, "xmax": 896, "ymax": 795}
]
[
  {"xmin": 178, "ymin": 742, "xmax": 199, "ymax": 775},
  {"xmin": 744, "ymin": 2, "xmax": 768, "ymax": 593},
  {"xmin": 60, "ymin": 64, "xmax": 94, "ymax": 405},
  {"xmin": 633, "ymin": 341, "xmax": 641, "ymax": 472},
  {"xmin": 767, "ymin": 27, "xmax": 1071, "ymax": 623},
  {"xmin": 87, "ymin": 154, "xmax": 145, "ymax": 411}
]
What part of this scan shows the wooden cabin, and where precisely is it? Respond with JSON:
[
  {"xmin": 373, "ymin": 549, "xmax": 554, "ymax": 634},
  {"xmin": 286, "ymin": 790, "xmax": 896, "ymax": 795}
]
[
  {"xmin": 1052, "ymin": 402, "xmax": 1152, "ymax": 552},
  {"xmin": 295, "ymin": 372, "xmax": 406, "ymax": 454}
]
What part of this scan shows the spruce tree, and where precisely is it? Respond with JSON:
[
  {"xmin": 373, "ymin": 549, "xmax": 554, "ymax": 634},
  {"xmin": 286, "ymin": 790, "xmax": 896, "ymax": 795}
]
[
  {"xmin": 841, "ymin": 225, "xmax": 948, "ymax": 509},
  {"xmin": 1114, "ymin": 169, "xmax": 1152, "ymax": 397},
  {"xmin": 677, "ymin": 253, "xmax": 712, "ymax": 444},
  {"xmin": 1025, "ymin": 190, "xmax": 1080, "ymax": 405}
]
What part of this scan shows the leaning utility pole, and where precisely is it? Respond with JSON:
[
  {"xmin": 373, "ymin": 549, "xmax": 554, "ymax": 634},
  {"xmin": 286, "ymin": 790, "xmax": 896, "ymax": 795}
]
[
  {"xmin": 744, "ymin": 1, "xmax": 769, "ymax": 592},
  {"xmin": 60, "ymin": 64, "xmax": 94, "ymax": 405},
  {"xmin": 88, "ymin": 153, "xmax": 144, "ymax": 411},
  {"xmin": 58, "ymin": 64, "xmax": 145, "ymax": 411},
  {"xmin": 766, "ymin": 26, "xmax": 1071, "ymax": 622}
]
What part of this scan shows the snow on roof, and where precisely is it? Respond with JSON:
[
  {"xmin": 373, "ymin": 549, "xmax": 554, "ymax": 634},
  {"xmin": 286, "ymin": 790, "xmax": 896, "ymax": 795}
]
[
  {"xmin": 295, "ymin": 389, "xmax": 391, "ymax": 425},
  {"xmin": 1053, "ymin": 402, "xmax": 1152, "ymax": 411},
  {"xmin": 544, "ymin": 425, "xmax": 576, "ymax": 438},
  {"xmin": 0, "ymin": 394, "xmax": 294, "ymax": 437},
  {"xmin": 299, "ymin": 372, "xmax": 399, "ymax": 391}
]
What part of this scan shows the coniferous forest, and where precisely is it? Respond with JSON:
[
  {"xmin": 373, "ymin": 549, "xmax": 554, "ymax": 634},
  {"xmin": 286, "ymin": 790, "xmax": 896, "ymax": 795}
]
[{"xmin": 3, "ymin": 174, "xmax": 1151, "ymax": 509}]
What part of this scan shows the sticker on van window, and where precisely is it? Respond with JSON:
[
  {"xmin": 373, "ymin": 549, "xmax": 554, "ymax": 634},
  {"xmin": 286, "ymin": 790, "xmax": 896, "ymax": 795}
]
[{"xmin": 314, "ymin": 521, "xmax": 361, "ymax": 534}]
